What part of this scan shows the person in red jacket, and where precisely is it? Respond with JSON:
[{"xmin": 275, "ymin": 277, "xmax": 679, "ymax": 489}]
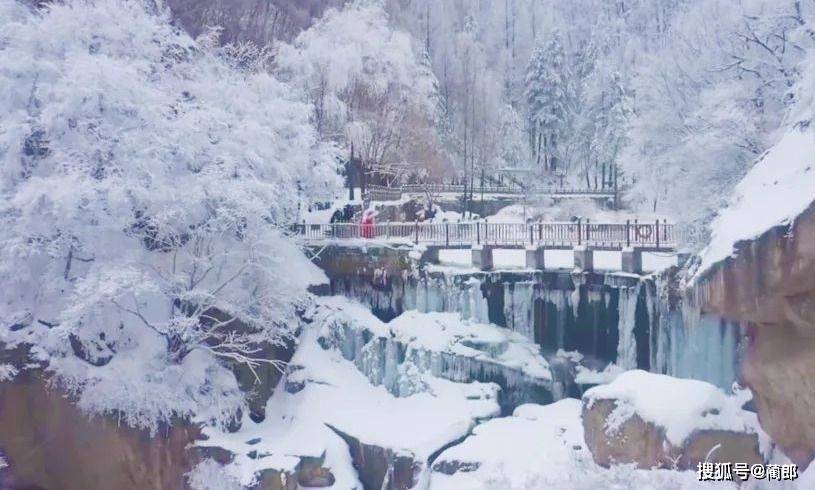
[{"xmin": 360, "ymin": 209, "xmax": 376, "ymax": 238}]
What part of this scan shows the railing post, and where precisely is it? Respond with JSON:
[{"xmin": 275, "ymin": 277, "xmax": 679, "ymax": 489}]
[
  {"xmin": 386, "ymin": 221, "xmax": 391, "ymax": 239},
  {"xmin": 626, "ymin": 219, "xmax": 631, "ymax": 248},
  {"xmin": 529, "ymin": 225, "xmax": 534, "ymax": 245},
  {"xmin": 634, "ymin": 219, "xmax": 639, "ymax": 243},
  {"xmin": 446, "ymin": 222, "xmax": 450, "ymax": 247},
  {"xmin": 663, "ymin": 219, "xmax": 668, "ymax": 243},
  {"xmin": 586, "ymin": 219, "xmax": 591, "ymax": 242},
  {"xmin": 577, "ymin": 218, "xmax": 582, "ymax": 245},
  {"xmin": 655, "ymin": 219, "xmax": 660, "ymax": 249},
  {"xmin": 414, "ymin": 220, "xmax": 419, "ymax": 245},
  {"xmin": 538, "ymin": 222, "xmax": 543, "ymax": 241},
  {"xmin": 477, "ymin": 222, "xmax": 481, "ymax": 245}
]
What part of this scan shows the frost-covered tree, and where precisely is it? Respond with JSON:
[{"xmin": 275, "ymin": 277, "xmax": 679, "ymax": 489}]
[
  {"xmin": 496, "ymin": 104, "xmax": 529, "ymax": 170},
  {"xmin": 622, "ymin": 0, "xmax": 814, "ymax": 232},
  {"xmin": 0, "ymin": 0, "xmax": 339, "ymax": 431},
  {"xmin": 276, "ymin": 0, "xmax": 442, "ymax": 184},
  {"xmin": 525, "ymin": 34, "xmax": 572, "ymax": 172}
]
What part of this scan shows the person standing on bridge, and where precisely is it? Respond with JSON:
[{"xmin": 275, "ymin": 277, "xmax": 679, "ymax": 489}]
[{"xmin": 360, "ymin": 209, "xmax": 376, "ymax": 238}]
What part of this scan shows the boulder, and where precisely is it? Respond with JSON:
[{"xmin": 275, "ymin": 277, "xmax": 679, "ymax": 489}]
[
  {"xmin": 251, "ymin": 468, "xmax": 297, "ymax": 490},
  {"xmin": 327, "ymin": 424, "xmax": 421, "ymax": 490},
  {"xmin": 582, "ymin": 370, "xmax": 764, "ymax": 470}
]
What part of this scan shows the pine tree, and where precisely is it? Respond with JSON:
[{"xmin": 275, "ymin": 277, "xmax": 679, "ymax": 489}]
[{"xmin": 524, "ymin": 34, "xmax": 571, "ymax": 172}]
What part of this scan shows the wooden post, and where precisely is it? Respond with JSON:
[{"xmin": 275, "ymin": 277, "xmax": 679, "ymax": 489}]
[
  {"xmin": 634, "ymin": 219, "xmax": 638, "ymax": 243},
  {"xmin": 538, "ymin": 222, "xmax": 543, "ymax": 241},
  {"xmin": 414, "ymin": 220, "xmax": 419, "ymax": 245},
  {"xmin": 529, "ymin": 225, "xmax": 534, "ymax": 245},
  {"xmin": 586, "ymin": 219, "xmax": 591, "ymax": 242}
]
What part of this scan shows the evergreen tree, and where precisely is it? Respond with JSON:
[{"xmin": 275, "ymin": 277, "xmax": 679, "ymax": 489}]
[{"xmin": 524, "ymin": 34, "xmax": 571, "ymax": 171}]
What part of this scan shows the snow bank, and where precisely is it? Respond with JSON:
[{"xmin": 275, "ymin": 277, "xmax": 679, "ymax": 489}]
[
  {"xmin": 430, "ymin": 398, "xmax": 722, "ymax": 489},
  {"xmin": 698, "ymin": 127, "xmax": 815, "ymax": 276},
  {"xmin": 583, "ymin": 370, "xmax": 764, "ymax": 447}
]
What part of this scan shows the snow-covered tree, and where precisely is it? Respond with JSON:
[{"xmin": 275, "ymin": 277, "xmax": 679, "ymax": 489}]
[
  {"xmin": 496, "ymin": 104, "xmax": 530, "ymax": 170},
  {"xmin": 0, "ymin": 0, "xmax": 339, "ymax": 431},
  {"xmin": 276, "ymin": 1, "xmax": 442, "ymax": 183},
  {"xmin": 525, "ymin": 34, "xmax": 572, "ymax": 172},
  {"xmin": 621, "ymin": 0, "xmax": 814, "ymax": 231}
]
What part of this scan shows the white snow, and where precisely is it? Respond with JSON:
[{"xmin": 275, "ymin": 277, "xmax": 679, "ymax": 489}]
[
  {"xmin": 0, "ymin": 364, "xmax": 18, "ymax": 382},
  {"xmin": 583, "ymin": 370, "xmax": 766, "ymax": 448},
  {"xmin": 317, "ymin": 296, "xmax": 552, "ymax": 382},
  {"xmin": 574, "ymin": 363, "xmax": 624, "ymax": 385},
  {"xmin": 430, "ymin": 398, "xmax": 729, "ymax": 489},
  {"xmin": 198, "ymin": 299, "xmax": 502, "ymax": 487},
  {"xmin": 698, "ymin": 127, "xmax": 815, "ymax": 276}
]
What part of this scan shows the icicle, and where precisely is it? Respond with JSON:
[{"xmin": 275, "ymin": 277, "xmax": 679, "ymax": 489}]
[{"xmin": 616, "ymin": 282, "xmax": 640, "ymax": 370}]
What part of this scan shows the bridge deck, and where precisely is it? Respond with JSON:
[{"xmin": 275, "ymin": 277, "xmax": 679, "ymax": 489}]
[{"xmin": 296, "ymin": 221, "xmax": 677, "ymax": 252}]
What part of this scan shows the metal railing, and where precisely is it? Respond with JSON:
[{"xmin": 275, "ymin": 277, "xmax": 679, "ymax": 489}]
[
  {"xmin": 364, "ymin": 185, "xmax": 403, "ymax": 201},
  {"xmin": 363, "ymin": 184, "xmax": 618, "ymax": 201},
  {"xmin": 295, "ymin": 219, "xmax": 677, "ymax": 250}
]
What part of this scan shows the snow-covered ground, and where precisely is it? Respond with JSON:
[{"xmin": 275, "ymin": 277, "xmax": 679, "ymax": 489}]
[{"xmin": 430, "ymin": 398, "xmax": 729, "ymax": 490}]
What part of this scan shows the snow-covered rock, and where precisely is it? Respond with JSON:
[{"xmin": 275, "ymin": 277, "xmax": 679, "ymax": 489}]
[
  {"xmin": 197, "ymin": 299, "xmax": 502, "ymax": 488},
  {"xmin": 430, "ymin": 398, "xmax": 729, "ymax": 489},
  {"xmin": 313, "ymin": 296, "xmax": 554, "ymax": 411},
  {"xmin": 582, "ymin": 370, "xmax": 767, "ymax": 470}
]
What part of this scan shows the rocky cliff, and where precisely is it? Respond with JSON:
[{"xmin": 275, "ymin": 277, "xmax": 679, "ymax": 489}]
[{"xmin": 697, "ymin": 202, "xmax": 815, "ymax": 467}]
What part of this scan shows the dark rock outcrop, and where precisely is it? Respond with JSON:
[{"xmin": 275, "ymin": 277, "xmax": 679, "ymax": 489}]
[{"xmin": 327, "ymin": 424, "xmax": 420, "ymax": 490}]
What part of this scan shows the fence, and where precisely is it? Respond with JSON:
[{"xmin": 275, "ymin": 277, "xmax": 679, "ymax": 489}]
[
  {"xmin": 363, "ymin": 184, "xmax": 618, "ymax": 201},
  {"xmin": 296, "ymin": 220, "xmax": 677, "ymax": 250}
]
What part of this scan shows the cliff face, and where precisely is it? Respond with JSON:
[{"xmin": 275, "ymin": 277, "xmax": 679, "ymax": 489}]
[
  {"xmin": 698, "ymin": 202, "xmax": 815, "ymax": 467},
  {"xmin": 0, "ymin": 371, "xmax": 201, "ymax": 489}
]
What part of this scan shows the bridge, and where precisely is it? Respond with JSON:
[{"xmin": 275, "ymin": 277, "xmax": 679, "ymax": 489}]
[
  {"xmin": 296, "ymin": 220, "xmax": 677, "ymax": 274},
  {"xmin": 364, "ymin": 184, "xmax": 617, "ymax": 203}
]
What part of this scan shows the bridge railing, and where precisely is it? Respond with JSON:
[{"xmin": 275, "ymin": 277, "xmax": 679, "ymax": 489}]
[
  {"xmin": 296, "ymin": 220, "xmax": 677, "ymax": 250},
  {"xmin": 396, "ymin": 183, "xmax": 616, "ymax": 196}
]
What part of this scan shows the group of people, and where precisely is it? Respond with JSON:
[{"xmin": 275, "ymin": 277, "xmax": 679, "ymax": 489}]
[{"xmin": 329, "ymin": 205, "xmax": 377, "ymax": 238}]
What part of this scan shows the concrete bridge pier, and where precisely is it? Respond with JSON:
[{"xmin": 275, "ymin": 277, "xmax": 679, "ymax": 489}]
[
  {"xmin": 472, "ymin": 245, "xmax": 494, "ymax": 271},
  {"xmin": 574, "ymin": 245, "xmax": 594, "ymax": 272},
  {"xmin": 621, "ymin": 247, "xmax": 643, "ymax": 274},
  {"xmin": 420, "ymin": 246, "xmax": 442, "ymax": 264},
  {"xmin": 525, "ymin": 246, "xmax": 546, "ymax": 270}
]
